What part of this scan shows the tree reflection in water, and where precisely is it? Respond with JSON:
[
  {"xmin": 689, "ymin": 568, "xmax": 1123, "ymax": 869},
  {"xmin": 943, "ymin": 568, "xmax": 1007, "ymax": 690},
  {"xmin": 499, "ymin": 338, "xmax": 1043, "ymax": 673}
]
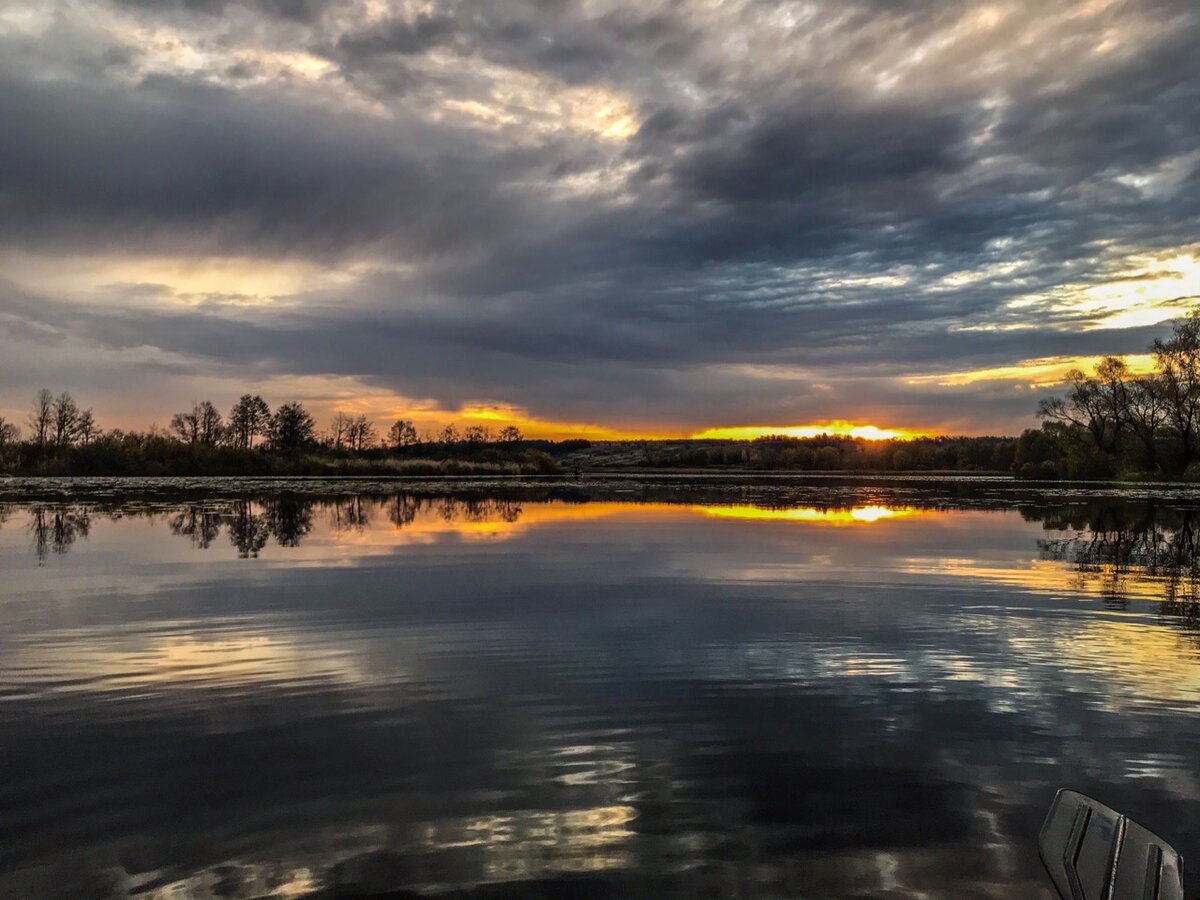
[
  {"xmin": 229, "ymin": 501, "xmax": 271, "ymax": 559},
  {"xmin": 27, "ymin": 506, "xmax": 91, "ymax": 563},
  {"xmin": 13, "ymin": 494, "xmax": 1200, "ymax": 641},
  {"xmin": 1030, "ymin": 502, "xmax": 1200, "ymax": 629},
  {"xmin": 15, "ymin": 495, "xmax": 538, "ymax": 562},
  {"xmin": 264, "ymin": 495, "xmax": 314, "ymax": 548},
  {"xmin": 169, "ymin": 505, "xmax": 223, "ymax": 550}
]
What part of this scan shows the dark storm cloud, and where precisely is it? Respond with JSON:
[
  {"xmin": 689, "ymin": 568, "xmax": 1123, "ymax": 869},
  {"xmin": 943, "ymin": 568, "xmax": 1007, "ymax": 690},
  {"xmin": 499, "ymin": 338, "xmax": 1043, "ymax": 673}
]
[
  {"xmin": 109, "ymin": 0, "xmax": 334, "ymax": 22},
  {"xmin": 324, "ymin": 1, "xmax": 698, "ymax": 85},
  {"xmin": 0, "ymin": 70, "xmax": 536, "ymax": 260},
  {"xmin": 2, "ymin": 0, "xmax": 1200, "ymax": 430},
  {"xmin": 332, "ymin": 12, "xmax": 457, "ymax": 58}
]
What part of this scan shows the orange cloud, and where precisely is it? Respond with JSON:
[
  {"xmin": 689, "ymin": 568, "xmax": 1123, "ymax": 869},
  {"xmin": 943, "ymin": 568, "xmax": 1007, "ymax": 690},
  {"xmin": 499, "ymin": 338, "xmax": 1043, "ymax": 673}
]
[
  {"xmin": 693, "ymin": 421, "xmax": 924, "ymax": 441},
  {"xmin": 906, "ymin": 354, "xmax": 1157, "ymax": 388}
]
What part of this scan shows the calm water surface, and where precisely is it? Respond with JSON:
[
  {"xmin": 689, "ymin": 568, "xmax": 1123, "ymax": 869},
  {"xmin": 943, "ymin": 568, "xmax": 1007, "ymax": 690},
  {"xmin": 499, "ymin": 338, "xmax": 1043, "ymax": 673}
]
[{"xmin": 2, "ymin": 481, "xmax": 1199, "ymax": 899}]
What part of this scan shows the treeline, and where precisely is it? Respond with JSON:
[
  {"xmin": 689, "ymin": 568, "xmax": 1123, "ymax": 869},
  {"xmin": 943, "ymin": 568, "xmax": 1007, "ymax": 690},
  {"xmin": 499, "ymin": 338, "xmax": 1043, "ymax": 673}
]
[
  {"xmin": 1014, "ymin": 311, "xmax": 1200, "ymax": 480},
  {"xmin": 628, "ymin": 435, "xmax": 1017, "ymax": 472},
  {"xmin": 0, "ymin": 391, "xmax": 563, "ymax": 477}
]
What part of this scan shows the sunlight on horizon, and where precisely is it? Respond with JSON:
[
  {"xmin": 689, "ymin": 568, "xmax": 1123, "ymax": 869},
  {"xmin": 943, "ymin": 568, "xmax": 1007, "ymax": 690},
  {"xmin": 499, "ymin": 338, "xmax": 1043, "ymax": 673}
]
[
  {"xmin": 906, "ymin": 353, "xmax": 1158, "ymax": 388},
  {"xmin": 693, "ymin": 423, "xmax": 923, "ymax": 441}
]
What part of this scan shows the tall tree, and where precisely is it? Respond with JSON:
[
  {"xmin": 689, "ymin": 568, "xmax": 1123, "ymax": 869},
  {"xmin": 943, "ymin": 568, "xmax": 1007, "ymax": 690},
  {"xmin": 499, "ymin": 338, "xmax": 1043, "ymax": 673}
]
[
  {"xmin": 170, "ymin": 404, "xmax": 201, "ymax": 444},
  {"xmin": 0, "ymin": 416, "xmax": 19, "ymax": 447},
  {"xmin": 328, "ymin": 412, "xmax": 353, "ymax": 449},
  {"xmin": 28, "ymin": 388, "xmax": 53, "ymax": 447},
  {"xmin": 76, "ymin": 409, "xmax": 100, "ymax": 447},
  {"xmin": 387, "ymin": 418, "xmax": 419, "ymax": 449},
  {"xmin": 498, "ymin": 425, "xmax": 523, "ymax": 443},
  {"xmin": 229, "ymin": 395, "xmax": 271, "ymax": 449},
  {"xmin": 196, "ymin": 401, "xmax": 224, "ymax": 445},
  {"xmin": 347, "ymin": 415, "xmax": 377, "ymax": 451},
  {"xmin": 51, "ymin": 392, "xmax": 80, "ymax": 447},
  {"xmin": 1038, "ymin": 369, "xmax": 1114, "ymax": 451},
  {"xmin": 1153, "ymin": 311, "xmax": 1200, "ymax": 467},
  {"xmin": 269, "ymin": 402, "xmax": 317, "ymax": 450},
  {"xmin": 1121, "ymin": 375, "xmax": 1168, "ymax": 471},
  {"xmin": 1033, "ymin": 312, "xmax": 1200, "ymax": 477}
]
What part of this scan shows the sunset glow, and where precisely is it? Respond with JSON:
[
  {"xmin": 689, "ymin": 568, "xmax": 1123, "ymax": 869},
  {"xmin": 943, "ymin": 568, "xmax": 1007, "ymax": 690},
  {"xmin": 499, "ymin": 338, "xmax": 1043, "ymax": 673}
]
[
  {"xmin": 693, "ymin": 423, "xmax": 923, "ymax": 441},
  {"xmin": 906, "ymin": 354, "xmax": 1158, "ymax": 388},
  {"xmin": 8, "ymin": 2, "xmax": 1200, "ymax": 897},
  {"xmin": 263, "ymin": 500, "xmax": 933, "ymax": 550},
  {"xmin": 3, "ymin": 0, "xmax": 1198, "ymax": 435},
  {"xmin": 693, "ymin": 505, "xmax": 920, "ymax": 525}
]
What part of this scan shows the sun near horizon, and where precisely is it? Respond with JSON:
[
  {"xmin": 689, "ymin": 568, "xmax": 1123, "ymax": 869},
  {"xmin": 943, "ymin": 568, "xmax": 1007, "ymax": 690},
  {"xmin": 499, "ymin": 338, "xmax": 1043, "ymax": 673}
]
[{"xmin": 692, "ymin": 422, "xmax": 924, "ymax": 442}]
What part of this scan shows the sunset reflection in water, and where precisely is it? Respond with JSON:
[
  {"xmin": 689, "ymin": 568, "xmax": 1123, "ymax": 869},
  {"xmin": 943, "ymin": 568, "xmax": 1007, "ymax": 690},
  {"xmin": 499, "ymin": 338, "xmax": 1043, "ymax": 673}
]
[{"xmin": 1, "ymin": 489, "xmax": 1199, "ymax": 899}]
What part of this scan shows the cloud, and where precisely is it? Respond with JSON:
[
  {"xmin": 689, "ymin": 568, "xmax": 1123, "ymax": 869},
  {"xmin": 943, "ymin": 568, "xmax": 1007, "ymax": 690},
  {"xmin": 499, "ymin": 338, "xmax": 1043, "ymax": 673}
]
[{"xmin": 1, "ymin": 0, "xmax": 1199, "ymax": 434}]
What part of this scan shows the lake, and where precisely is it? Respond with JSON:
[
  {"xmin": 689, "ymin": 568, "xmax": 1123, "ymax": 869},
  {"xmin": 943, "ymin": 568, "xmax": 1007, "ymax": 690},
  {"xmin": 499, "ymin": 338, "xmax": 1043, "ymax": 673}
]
[{"xmin": 2, "ymin": 477, "xmax": 1199, "ymax": 899}]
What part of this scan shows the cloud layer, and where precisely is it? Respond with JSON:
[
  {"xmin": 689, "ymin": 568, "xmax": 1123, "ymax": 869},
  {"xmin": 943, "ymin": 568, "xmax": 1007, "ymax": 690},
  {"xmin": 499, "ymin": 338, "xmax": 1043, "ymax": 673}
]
[{"xmin": 2, "ymin": 0, "xmax": 1199, "ymax": 434}]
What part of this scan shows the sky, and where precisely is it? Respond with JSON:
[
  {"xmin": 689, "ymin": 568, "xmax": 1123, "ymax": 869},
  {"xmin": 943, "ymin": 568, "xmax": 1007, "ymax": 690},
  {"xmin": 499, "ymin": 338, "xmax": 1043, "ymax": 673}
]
[{"xmin": 1, "ymin": 0, "xmax": 1199, "ymax": 439}]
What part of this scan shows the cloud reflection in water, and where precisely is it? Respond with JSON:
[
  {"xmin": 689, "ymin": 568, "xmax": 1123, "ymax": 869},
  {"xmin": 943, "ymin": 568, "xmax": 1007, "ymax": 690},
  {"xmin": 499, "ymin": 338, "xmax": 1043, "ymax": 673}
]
[{"xmin": 0, "ymin": 488, "xmax": 1198, "ymax": 899}]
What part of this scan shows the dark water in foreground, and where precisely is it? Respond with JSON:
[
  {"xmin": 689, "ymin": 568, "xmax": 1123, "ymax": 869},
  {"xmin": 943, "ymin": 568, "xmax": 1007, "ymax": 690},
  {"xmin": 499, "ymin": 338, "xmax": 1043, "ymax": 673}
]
[{"xmin": 2, "ymin": 481, "xmax": 1200, "ymax": 899}]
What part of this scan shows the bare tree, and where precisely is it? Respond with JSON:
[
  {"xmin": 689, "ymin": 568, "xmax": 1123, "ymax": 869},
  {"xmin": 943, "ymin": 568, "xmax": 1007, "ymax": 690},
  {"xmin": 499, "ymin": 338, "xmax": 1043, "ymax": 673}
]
[
  {"xmin": 439, "ymin": 423, "xmax": 460, "ymax": 444},
  {"xmin": 1038, "ymin": 369, "xmax": 1115, "ymax": 451},
  {"xmin": 498, "ymin": 425, "xmax": 523, "ymax": 443},
  {"xmin": 1121, "ymin": 375, "xmax": 1168, "ymax": 471},
  {"xmin": 76, "ymin": 409, "xmax": 100, "ymax": 446},
  {"xmin": 170, "ymin": 405, "xmax": 201, "ymax": 444},
  {"xmin": 28, "ymin": 388, "xmax": 53, "ymax": 447},
  {"xmin": 387, "ymin": 418, "xmax": 419, "ymax": 449},
  {"xmin": 0, "ymin": 416, "xmax": 19, "ymax": 447},
  {"xmin": 1153, "ymin": 311, "xmax": 1200, "ymax": 467},
  {"xmin": 51, "ymin": 392, "xmax": 80, "ymax": 447},
  {"xmin": 328, "ymin": 412, "xmax": 353, "ymax": 449},
  {"xmin": 197, "ymin": 401, "xmax": 224, "ymax": 445},
  {"xmin": 1093, "ymin": 356, "xmax": 1133, "ymax": 451},
  {"xmin": 463, "ymin": 425, "xmax": 488, "ymax": 444},
  {"xmin": 170, "ymin": 401, "xmax": 223, "ymax": 445},
  {"xmin": 347, "ymin": 415, "xmax": 377, "ymax": 451}
]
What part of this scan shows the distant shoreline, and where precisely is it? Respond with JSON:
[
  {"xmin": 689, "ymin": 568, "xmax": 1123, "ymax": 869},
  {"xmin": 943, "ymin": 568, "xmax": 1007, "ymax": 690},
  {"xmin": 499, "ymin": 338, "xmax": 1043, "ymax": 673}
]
[{"xmin": 8, "ymin": 471, "xmax": 1200, "ymax": 508}]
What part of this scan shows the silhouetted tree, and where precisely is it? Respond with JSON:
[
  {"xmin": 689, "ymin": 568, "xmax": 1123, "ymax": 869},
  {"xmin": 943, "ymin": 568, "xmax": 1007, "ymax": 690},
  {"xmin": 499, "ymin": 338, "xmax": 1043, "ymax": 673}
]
[
  {"xmin": 228, "ymin": 394, "xmax": 271, "ymax": 449},
  {"xmin": 51, "ymin": 392, "xmax": 80, "ymax": 447},
  {"xmin": 269, "ymin": 402, "xmax": 317, "ymax": 451},
  {"xmin": 28, "ymin": 388, "xmax": 53, "ymax": 447},
  {"xmin": 464, "ymin": 424, "xmax": 489, "ymax": 444},
  {"xmin": 499, "ymin": 425, "xmax": 523, "ymax": 443},
  {"xmin": 1038, "ymin": 368, "xmax": 1116, "ymax": 452},
  {"xmin": 197, "ymin": 401, "xmax": 224, "ymax": 445},
  {"xmin": 328, "ymin": 411, "xmax": 353, "ymax": 449},
  {"xmin": 170, "ymin": 405, "xmax": 201, "ymax": 444},
  {"xmin": 171, "ymin": 401, "xmax": 222, "ymax": 445},
  {"xmin": 1030, "ymin": 313, "xmax": 1200, "ymax": 478},
  {"xmin": 387, "ymin": 418, "xmax": 419, "ymax": 449},
  {"xmin": 1153, "ymin": 311, "xmax": 1200, "ymax": 468},
  {"xmin": 439, "ymin": 423, "xmax": 460, "ymax": 444},
  {"xmin": 1122, "ymin": 376, "xmax": 1168, "ymax": 471},
  {"xmin": 0, "ymin": 416, "xmax": 19, "ymax": 447},
  {"xmin": 347, "ymin": 414, "xmax": 377, "ymax": 451},
  {"xmin": 76, "ymin": 409, "xmax": 100, "ymax": 446}
]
